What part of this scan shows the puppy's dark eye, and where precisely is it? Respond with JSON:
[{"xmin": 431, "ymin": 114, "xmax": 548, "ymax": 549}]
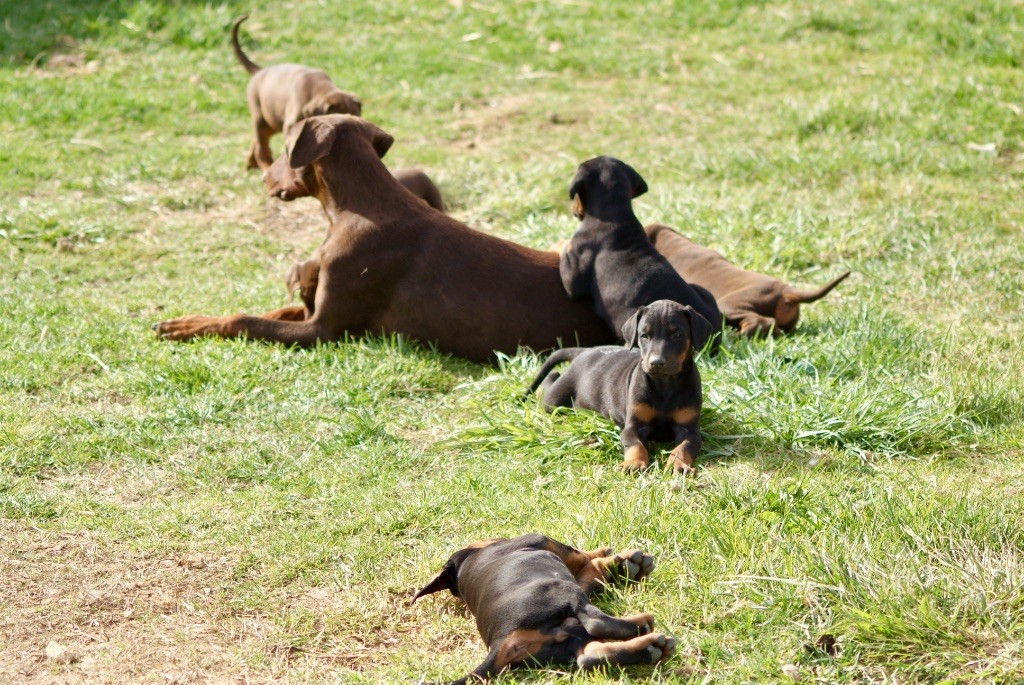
[
  {"xmin": 670, "ymin": 330, "xmax": 683, "ymax": 340},
  {"xmin": 640, "ymin": 332, "xmax": 650, "ymax": 340}
]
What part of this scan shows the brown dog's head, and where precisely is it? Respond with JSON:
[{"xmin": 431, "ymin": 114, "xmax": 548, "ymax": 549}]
[
  {"xmin": 264, "ymin": 115, "xmax": 394, "ymax": 200},
  {"xmin": 568, "ymin": 156, "xmax": 648, "ymax": 220},
  {"xmin": 411, "ymin": 538, "xmax": 500, "ymax": 602},
  {"xmin": 621, "ymin": 300, "xmax": 712, "ymax": 377},
  {"xmin": 300, "ymin": 90, "xmax": 362, "ymax": 120}
]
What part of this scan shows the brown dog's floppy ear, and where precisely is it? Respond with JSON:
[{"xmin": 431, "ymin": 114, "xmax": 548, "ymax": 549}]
[
  {"xmin": 286, "ymin": 118, "xmax": 337, "ymax": 169},
  {"xmin": 621, "ymin": 306, "xmax": 647, "ymax": 349},
  {"xmin": 357, "ymin": 119, "xmax": 394, "ymax": 158},
  {"xmin": 683, "ymin": 305, "xmax": 715, "ymax": 351},
  {"xmin": 622, "ymin": 161, "xmax": 648, "ymax": 198}
]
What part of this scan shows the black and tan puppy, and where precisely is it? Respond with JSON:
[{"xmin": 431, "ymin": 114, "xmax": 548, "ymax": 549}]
[
  {"xmin": 413, "ymin": 534, "xmax": 675, "ymax": 684},
  {"xmin": 525, "ymin": 300, "xmax": 711, "ymax": 473},
  {"xmin": 560, "ymin": 156, "xmax": 722, "ymax": 352}
]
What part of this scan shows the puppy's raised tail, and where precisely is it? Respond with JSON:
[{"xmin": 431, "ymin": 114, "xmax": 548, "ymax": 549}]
[
  {"xmin": 521, "ymin": 348, "xmax": 585, "ymax": 401},
  {"xmin": 783, "ymin": 271, "xmax": 851, "ymax": 304},
  {"xmin": 231, "ymin": 15, "xmax": 261, "ymax": 75}
]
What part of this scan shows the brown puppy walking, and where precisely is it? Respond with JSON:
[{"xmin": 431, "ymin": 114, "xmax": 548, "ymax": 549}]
[
  {"xmin": 646, "ymin": 223, "xmax": 850, "ymax": 337},
  {"xmin": 413, "ymin": 534, "xmax": 675, "ymax": 684},
  {"xmin": 155, "ymin": 115, "xmax": 613, "ymax": 362},
  {"xmin": 232, "ymin": 15, "xmax": 362, "ymax": 170}
]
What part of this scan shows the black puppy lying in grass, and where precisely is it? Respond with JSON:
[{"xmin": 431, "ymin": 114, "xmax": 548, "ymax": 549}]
[
  {"xmin": 559, "ymin": 155, "xmax": 722, "ymax": 352},
  {"xmin": 413, "ymin": 534, "xmax": 675, "ymax": 684},
  {"xmin": 525, "ymin": 300, "xmax": 711, "ymax": 473}
]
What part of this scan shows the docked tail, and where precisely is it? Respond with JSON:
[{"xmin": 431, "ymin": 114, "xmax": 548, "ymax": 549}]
[
  {"xmin": 783, "ymin": 271, "xmax": 851, "ymax": 304},
  {"xmin": 521, "ymin": 348, "xmax": 585, "ymax": 401},
  {"xmin": 230, "ymin": 15, "xmax": 262, "ymax": 74}
]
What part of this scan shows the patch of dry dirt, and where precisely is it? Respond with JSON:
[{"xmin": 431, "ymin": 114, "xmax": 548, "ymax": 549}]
[{"xmin": 0, "ymin": 519, "xmax": 255, "ymax": 683}]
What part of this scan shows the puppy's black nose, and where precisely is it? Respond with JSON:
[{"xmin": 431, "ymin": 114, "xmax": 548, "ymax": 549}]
[{"xmin": 648, "ymin": 356, "xmax": 666, "ymax": 370}]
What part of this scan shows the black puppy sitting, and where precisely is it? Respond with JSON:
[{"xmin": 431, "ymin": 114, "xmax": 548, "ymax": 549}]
[
  {"xmin": 525, "ymin": 299, "xmax": 711, "ymax": 473},
  {"xmin": 413, "ymin": 533, "xmax": 675, "ymax": 684},
  {"xmin": 560, "ymin": 156, "xmax": 721, "ymax": 352}
]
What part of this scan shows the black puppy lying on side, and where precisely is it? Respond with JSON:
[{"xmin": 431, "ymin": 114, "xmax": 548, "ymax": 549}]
[
  {"xmin": 525, "ymin": 300, "xmax": 711, "ymax": 473},
  {"xmin": 413, "ymin": 533, "xmax": 675, "ymax": 684},
  {"xmin": 559, "ymin": 156, "xmax": 721, "ymax": 352}
]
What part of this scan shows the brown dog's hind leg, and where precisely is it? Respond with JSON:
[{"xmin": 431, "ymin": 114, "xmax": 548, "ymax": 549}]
[
  {"xmin": 260, "ymin": 306, "xmax": 308, "ymax": 322},
  {"xmin": 734, "ymin": 311, "xmax": 779, "ymax": 338},
  {"xmin": 250, "ymin": 117, "xmax": 275, "ymax": 170},
  {"xmin": 577, "ymin": 632, "xmax": 676, "ymax": 670}
]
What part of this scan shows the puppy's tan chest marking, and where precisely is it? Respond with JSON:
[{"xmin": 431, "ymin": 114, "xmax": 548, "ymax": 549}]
[
  {"xmin": 631, "ymin": 403, "xmax": 699, "ymax": 425},
  {"xmin": 671, "ymin": 407, "xmax": 698, "ymax": 425}
]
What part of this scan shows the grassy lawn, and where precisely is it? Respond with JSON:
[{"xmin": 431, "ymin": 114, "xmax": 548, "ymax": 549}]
[{"xmin": 2, "ymin": 0, "xmax": 1023, "ymax": 682}]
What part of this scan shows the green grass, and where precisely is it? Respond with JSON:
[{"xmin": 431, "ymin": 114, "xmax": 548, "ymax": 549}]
[{"xmin": 2, "ymin": 0, "xmax": 1023, "ymax": 682}]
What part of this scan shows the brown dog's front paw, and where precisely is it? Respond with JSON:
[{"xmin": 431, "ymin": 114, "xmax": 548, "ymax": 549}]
[{"xmin": 154, "ymin": 315, "xmax": 224, "ymax": 341}]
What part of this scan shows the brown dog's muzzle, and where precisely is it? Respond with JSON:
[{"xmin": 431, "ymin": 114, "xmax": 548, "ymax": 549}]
[{"xmin": 263, "ymin": 155, "xmax": 309, "ymax": 201}]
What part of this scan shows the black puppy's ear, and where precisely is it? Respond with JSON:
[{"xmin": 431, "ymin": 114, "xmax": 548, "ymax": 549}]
[
  {"xmin": 683, "ymin": 306, "xmax": 715, "ymax": 350},
  {"xmin": 623, "ymin": 162, "xmax": 648, "ymax": 198},
  {"xmin": 411, "ymin": 543, "xmax": 492, "ymax": 602},
  {"xmin": 621, "ymin": 306, "xmax": 647, "ymax": 349},
  {"xmin": 412, "ymin": 564, "xmax": 457, "ymax": 602},
  {"xmin": 568, "ymin": 166, "xmax": 587, "ymax": 219}
]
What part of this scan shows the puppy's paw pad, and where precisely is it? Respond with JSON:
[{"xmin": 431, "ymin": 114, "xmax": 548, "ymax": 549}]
[{"xmin": 617, "ymin": 550, "xmax": 655, "ymax": 581}]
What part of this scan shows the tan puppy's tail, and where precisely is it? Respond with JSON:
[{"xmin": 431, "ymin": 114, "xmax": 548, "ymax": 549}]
[
  {"xmin": 231, "ymin": 15, "xmax": 262, "ymax": 74},
  {"xmin": 783, "ymin": 271, "xmax": 851, "ymax": 304}
]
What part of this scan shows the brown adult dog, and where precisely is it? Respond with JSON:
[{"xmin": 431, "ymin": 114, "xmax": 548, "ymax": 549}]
[
  {"xmin": 282, "ymin": 167, "xmax": 446, "ymax": 313},
  {"xmin": 646, "ymin": 223, "xmax": 851, "ymax": 337},
  {"xmin": 154, "ymin": 115, "xmax": 614, "ymax": 361},
  {"xmin": 413, "ymin": 534, "xmax": 674, "ymax": 684},
  {"xmin": 232, "ymin": 15, "xmax": 362, "ymax": 170}
]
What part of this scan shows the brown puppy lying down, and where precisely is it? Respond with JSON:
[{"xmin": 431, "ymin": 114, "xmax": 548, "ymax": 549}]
[
  {"xmin": 154, "ymin": 115, "xmax": 613, "ymax": 361},
  {"xmin": 232, "ymin": 15, "xmax": 362, "ymax": 170},
  {"xmin": 646, "ymin": 223, "xmax": 850, "ymax": 337},
  {"xmin": 413, "ymin": 534, "xmax": 675, "ymax": 684},
  {"xmin": 282, "ymin": 167, "xmax": 446, "ymax": 314},
  {"xmin": 525, "ymin": 300, "xmax": 711, "ymax": 473}
]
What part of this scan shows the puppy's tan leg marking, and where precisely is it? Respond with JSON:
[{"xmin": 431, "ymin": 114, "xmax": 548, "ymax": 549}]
[
  {"xmin": 577, "ymin": 632, "xmax": 677, "ymax": 669},
  {"xmin": 576, "ymin": 549, "xmax": 656, "ymax": 594},
  {"xmin": 621, "ymin": 443, "xmax": 651, "ymax": 471},
  {"xmin": 494, "ymin": 628, "xmax": 567, "ymax": 671}
]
